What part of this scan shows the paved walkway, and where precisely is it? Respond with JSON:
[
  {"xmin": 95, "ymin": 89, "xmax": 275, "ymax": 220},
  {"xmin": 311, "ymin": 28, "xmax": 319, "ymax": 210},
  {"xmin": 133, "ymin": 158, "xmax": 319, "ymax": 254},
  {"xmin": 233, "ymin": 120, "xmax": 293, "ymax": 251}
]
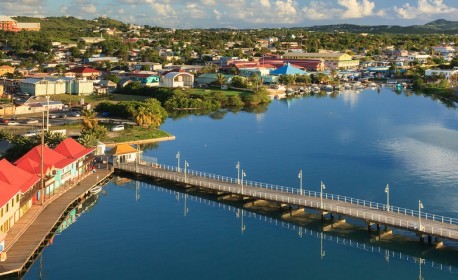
[{"xmin": 0, "ymin": 168, "xmax": 113, "ymax": 276}]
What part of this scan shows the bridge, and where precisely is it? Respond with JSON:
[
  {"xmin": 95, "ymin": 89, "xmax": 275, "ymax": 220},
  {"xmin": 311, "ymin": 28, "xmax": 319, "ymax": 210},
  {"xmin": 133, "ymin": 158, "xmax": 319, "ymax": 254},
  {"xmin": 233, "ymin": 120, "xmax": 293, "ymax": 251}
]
[{"xmin": 115, "ymin": 161, "xmax": 458, "ymax": 245}]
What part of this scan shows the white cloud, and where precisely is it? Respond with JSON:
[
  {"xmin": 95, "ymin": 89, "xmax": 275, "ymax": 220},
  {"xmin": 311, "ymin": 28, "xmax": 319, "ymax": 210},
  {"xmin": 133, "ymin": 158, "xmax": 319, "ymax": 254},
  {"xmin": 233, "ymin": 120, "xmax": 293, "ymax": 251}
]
[
  {"xmin": 395, "ymin": 0, "xmax": 457, "ymax": 19},
  {"xmin": 302, "ymin": 0, "xmax": 378, "ymax": 20},
  {"xmin": 2, "ymin": 0, "xmax": 45, "ymax": 15},
  {"xmin": 302, "ymin": 1, "xmax": 335, "ymax": 20},
  {"xmin": 213, "ymin": 9, "xmax": 222, "ymax": 21},
  {"xmin": 338, "ymin": 0, "xmax": 375, "ymax": 19},
  {"xmin": 201, "ymin": 0, "xmax": 216, "ymax": 5}
]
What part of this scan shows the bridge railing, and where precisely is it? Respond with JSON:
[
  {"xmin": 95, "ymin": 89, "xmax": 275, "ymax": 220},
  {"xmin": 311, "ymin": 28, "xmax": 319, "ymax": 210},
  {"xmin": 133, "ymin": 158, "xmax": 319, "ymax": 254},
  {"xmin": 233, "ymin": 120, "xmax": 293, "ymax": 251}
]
[{"xmin": 117, "ymin": 162, "xmax": 458, "ymax": 228}]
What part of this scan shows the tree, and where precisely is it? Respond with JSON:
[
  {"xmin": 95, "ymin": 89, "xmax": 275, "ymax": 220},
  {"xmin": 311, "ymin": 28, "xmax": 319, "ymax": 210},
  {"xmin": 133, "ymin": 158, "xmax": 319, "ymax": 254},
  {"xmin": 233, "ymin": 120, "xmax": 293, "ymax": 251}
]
[
  {"xmin": 215, "ymin": 73, "xmax": 226, "ymax": 86},
  {"xmin": 81, "ymin": 109, "xmax": 107, "ymax": 142},
  {"xmin": 249, "ymin": 73, "xmax": 261, "ymax": 91}
]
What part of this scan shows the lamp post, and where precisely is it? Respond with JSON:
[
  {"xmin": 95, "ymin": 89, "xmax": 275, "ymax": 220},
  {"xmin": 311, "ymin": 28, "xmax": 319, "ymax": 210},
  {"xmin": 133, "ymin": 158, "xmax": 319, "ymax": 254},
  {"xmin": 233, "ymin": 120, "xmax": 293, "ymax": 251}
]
[
  {"xmin": 298, "ymin": 169, "xmax": 303, "ymax": 195},
  {"xmin": 241, "ymin": 170, "xmax": 246, "ymax": 195},
  {"xmin": 45, "ymin": 95, "xmax": 50, "ymax": 132},
  {"xmin": 176, "ymin": 151, "xmax": 180, "ymax": 172},
  {"xmin": 419, "ymin": 200, "xmax": 424, "ymax": 231},
  {"xmin": 184, "ymin": 160, "xmax": 189, "ymax": 183},
  {"xmin": 385, "ymin": 184, "xmax": 390, "ymax": 211},
  {"xmin": 320, "ymin": 181, "xmax": 326, "ymax": 209},
  {"xmin": 236, "ymin": 161, "xmax": 240, "ymax": 184}
]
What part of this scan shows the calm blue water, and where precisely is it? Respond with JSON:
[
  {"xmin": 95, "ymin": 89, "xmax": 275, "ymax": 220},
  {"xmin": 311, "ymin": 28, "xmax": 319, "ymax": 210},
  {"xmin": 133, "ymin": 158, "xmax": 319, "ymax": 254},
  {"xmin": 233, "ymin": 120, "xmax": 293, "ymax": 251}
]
[{"xmin": 25, "ymin": 88, "xmax": 458, "ymax": 279}]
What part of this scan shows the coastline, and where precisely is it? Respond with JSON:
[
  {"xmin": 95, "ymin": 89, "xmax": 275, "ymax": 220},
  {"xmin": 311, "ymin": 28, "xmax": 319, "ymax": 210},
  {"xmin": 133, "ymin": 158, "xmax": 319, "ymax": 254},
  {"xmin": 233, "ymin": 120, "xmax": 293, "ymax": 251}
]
[{"xmin": 104, "ymin": 136, "xmax": 176, "ymax": 147}]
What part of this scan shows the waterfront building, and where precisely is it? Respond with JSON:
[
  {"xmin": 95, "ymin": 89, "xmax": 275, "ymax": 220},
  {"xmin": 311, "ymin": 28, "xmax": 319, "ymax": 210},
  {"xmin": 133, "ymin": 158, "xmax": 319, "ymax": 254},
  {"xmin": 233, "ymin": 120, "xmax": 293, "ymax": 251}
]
[
  {"xmin": 0, "ymin": 159, "xmax": 40, "ymax": 234},
  {"xmin": 425, "ymin": 68, "xmax": 458, "ymax": 80},
  {"xmin": 281, "ymin": 52, "xmax": 359, "ymax": 70},
  {"xmin": 108, "ymin": 144, "xmax": 141, "ymax": 164},
  {"xmin": 54, "ymin": 138, "xmax": 95, "ymax": 177}
]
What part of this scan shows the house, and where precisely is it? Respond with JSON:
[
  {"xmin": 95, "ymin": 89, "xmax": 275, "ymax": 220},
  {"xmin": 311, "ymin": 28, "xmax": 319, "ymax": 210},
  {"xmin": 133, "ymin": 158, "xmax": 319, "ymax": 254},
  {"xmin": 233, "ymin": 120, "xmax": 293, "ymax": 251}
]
[
  {"xmin": 0, "ymin": 65, "xmax": 15, "ymax": 76},
  {"xmin": 14, "ymin": 96, "xmax": 64, "ymax": 115},
  {"xmin": 19, "ymin": 78, "xmax": 66, "ymax": 96},
  {"xmin": 108, "ymin": 144, "xmax": 141, "ymax": 164},
  {"xmin": 0, "ymin": 158, "xmax": 40, "ymax": 234},
  {"xmin": 425, "ymin": 68, "xmax": 458, "ymax": 80},
  {"xmin": 161, "ymin": 72, "xmax": 194, "ymax": 88},
  {"xmin": 128, "ymin": 73, "xmax": 160, "ymax": 86},
  {"xmin": 65, "ymin": 67, "xmax": 100, "ymax": 80},
  {"xmin": 14, "ymin": 139, "xmax": 95, "ymax": 202},
  {"xmin": 281, "ymin": 52, "xmax": 359, "ymax": 70},
  {"xmin": 54, "ymin": 138, "xmax": 95, "ymax": 177},
  {"xmin": 195, "ymin": 73, "xmax": 235, "ymax": 86}
]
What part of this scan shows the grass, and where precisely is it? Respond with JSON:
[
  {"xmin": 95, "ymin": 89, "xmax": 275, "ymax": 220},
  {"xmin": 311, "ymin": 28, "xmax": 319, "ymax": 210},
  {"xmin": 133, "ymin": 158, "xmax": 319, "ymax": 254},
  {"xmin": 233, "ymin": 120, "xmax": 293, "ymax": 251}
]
[
  {"xmin": 186, "ymin": 88, "xmax": 244, "ymax": 96},
  {"xmin": 106, "ymin": 126, "xmax": 171, "ymax": 143}
]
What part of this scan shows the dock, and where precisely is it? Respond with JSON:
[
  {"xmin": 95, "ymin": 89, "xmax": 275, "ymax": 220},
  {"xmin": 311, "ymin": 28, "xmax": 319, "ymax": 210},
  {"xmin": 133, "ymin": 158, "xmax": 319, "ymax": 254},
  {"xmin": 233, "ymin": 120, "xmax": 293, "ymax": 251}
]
[
  {"xmin": 0, "ymin": 168, "xmax": 113, "ymax": 278},
  {"xmin": 116, "ymin": 162, "xmax": 458, "ymax": 244}
]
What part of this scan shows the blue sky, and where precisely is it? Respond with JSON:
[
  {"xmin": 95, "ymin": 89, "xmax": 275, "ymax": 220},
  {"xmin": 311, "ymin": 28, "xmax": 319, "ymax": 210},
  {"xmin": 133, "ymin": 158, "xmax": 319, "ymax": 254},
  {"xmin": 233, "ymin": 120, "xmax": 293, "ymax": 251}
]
[{"xmin": 3, "ymin": 0, "xmax": 458, "ymax": 28}]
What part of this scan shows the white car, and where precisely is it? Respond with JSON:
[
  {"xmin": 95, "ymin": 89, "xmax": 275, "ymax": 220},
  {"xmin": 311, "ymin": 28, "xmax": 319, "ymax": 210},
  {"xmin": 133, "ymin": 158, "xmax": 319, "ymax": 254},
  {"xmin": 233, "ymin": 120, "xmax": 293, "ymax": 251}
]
[
  {"xmin": 111, "ymin": 125, "xmax": 125, "ymax": 131},
  {"xmin": 7, "ymin": 121, "xmax": 20, "ymax": 126},
  {"xmin": 26, "ymin": 119, "xmax": 39, "ymax": 124}
]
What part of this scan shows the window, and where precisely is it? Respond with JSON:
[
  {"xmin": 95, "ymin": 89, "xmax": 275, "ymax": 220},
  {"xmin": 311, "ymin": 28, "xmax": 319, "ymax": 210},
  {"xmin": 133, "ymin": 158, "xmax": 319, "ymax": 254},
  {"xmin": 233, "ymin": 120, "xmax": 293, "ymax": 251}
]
[
  {"xmin": 1, "ymin": 208, "xmax": 3, "ymax": 218},
  {"xmin": 16, "ymin": 194, "xmax": 19, "ymax": 203},
  {"xmin": 11, "ymin": 199, "xmax": 14, "ymax": 208}
]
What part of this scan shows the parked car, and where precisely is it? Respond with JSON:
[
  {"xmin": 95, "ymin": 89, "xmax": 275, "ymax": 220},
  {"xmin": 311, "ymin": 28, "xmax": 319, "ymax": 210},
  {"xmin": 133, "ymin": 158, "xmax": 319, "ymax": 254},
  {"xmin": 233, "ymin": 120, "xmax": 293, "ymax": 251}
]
[
  {"xmin": 58, "ymin": 113, "xmax": 67, "ymax": 118},
  {"xmin": 69, "ymin": 111, "xmax": 80, "ymax": 117},
  {"xmin": 7, "ymin": 121, "xmax": 20, "ymax": 126},
  {"xmin": 49, "ymin": 114, "xmax": 57, "ymax": 119},
  {"xmin": 111, "ymin": 124, "xmax": 124, "ymax": 131},
  {"xmin": 1, "ymin": 118, "xmax": 9, "ymax": 124}
]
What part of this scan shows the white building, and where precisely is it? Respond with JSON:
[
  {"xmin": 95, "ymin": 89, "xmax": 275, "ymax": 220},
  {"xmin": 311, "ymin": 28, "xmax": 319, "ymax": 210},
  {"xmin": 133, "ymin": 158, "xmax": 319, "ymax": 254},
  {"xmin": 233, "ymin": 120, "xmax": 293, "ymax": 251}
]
[
  {"xmin": 161, "ymin": 72, "xmax": 194, "ymax": 88},
  {"xmin": 425, "ymin": 68, "xmax": 458, "ymax": 79}
]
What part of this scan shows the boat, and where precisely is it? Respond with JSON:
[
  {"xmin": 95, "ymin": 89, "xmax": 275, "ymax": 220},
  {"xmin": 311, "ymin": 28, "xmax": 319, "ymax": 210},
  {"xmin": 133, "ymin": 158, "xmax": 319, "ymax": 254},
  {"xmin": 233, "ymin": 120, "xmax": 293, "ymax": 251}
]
[
  {"xmin": 90, "ymin": 185, "xmax": 103, "ymax": 194},
  {"xmin": 323, "ymin": 84, "xmax": 334, "ymax": 91}
]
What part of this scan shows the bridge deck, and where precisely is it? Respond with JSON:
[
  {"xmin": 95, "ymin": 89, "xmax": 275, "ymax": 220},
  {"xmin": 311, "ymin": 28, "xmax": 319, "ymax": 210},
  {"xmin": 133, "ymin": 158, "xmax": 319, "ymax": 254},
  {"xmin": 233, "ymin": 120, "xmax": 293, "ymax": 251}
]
[{"xmin": 117, "ymin": 162, "xmax": 458, "ymax": 242}]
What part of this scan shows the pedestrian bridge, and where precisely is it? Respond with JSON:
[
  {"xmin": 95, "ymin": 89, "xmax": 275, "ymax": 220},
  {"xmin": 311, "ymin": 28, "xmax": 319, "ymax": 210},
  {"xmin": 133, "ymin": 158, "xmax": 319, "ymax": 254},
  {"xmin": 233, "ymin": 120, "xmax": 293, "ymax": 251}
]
[{"xmin": 114, "ymin": 162, "xmax": 458, "ymax": 244}]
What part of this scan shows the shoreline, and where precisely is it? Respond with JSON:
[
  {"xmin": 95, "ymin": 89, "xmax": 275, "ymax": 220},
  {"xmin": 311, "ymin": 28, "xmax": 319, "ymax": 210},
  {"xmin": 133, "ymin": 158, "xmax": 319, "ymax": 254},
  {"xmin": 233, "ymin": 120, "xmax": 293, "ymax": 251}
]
[{"xmin": 104, "ymin": 136, "xmax": 176, "ymax": 147}]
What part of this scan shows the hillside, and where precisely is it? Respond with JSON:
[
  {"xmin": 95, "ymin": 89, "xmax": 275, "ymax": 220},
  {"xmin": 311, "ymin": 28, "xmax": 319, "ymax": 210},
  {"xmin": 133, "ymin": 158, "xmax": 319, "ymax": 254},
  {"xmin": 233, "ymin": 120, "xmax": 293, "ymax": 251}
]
[{"xmin": 304, "ymin": 19, "xmax": 458, "ymax": 34}]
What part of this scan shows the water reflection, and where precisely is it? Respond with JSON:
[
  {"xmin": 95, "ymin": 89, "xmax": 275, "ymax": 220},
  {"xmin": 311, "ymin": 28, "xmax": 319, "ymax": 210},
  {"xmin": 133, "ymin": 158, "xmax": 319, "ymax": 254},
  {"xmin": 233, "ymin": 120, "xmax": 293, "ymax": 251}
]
[{"xmin": 115, "ymin": 177, "xmax": 458, "ymax": 276}]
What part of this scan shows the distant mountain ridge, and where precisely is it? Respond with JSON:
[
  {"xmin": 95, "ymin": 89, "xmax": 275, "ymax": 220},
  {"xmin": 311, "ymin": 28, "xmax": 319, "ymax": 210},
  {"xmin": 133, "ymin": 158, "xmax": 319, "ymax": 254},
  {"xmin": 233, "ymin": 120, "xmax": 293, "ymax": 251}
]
[{"xmin": 304, "ymin": 19, "xmax": 458, "ymax": 34}]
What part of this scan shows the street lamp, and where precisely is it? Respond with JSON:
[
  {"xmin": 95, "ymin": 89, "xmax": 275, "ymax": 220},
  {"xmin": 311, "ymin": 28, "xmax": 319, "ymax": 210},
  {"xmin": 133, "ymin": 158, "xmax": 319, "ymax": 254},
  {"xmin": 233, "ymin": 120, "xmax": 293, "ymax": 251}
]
[
  {"xmin": 241, "ymin": 170, "xmax": 246, "ymax": 194},
  {"xmin": 298, "ymin": 169, "xmax": 303, "ymax": 195},
  {"xmin": 184, "ymin": 160, "xmax": 189, "ymax": 183},
  {"xmin": 236, "ymin": 161, "xmax": 240, "ymax": 184},
  {"xmin": 176, "ymin": 151, "xmax": 180, "ymax": 172},
  {"xmin": 419, "ymin": 200, "xmax": 424, "ymax": 231},
  {"xmin": 385, "ymin": 184, "xmax": 390, "ymax": 211},
  {"xmin": 320, "ymin": 181, "xmax": 326, "ymax": 209},
  {"xmin": 45, "ymin": 95, "xmax": 50, "ymax": 132}
]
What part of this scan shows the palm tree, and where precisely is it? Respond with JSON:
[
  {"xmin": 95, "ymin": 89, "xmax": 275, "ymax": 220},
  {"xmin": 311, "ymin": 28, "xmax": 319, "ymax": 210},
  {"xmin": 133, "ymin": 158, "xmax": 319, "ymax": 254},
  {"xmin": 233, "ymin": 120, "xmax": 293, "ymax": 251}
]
[{"xmin": 216, "ymin": 73, "xmax": 226, "ymax": 86}]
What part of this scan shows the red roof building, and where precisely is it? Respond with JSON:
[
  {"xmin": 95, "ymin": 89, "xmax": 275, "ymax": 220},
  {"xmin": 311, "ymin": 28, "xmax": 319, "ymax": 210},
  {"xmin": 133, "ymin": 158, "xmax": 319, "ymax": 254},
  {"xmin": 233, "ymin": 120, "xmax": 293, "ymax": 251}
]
[
  {"xmin": 65, "ymin": 67, "xmax": 101, "ymax": 80},
  {"xmin": 15, "ymin": 145, "xmax": 68, "ymax": 176},
  {"xmin": 54, "ymin": 138, "xmax": 94, "ymax": 160},
  {"xmin": 0, "ymin": 159, "xmax": 40, "ymax": 235}
]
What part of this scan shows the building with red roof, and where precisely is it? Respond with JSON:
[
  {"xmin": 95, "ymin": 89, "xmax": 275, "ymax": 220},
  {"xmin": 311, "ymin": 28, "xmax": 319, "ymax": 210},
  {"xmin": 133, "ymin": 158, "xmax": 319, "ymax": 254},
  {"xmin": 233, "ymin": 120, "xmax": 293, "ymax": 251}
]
[
  {"xmin": 0, "ymin": 159, "xmax": 40, "ymax": 236},
  {"xmin": 54, "ymin": 138, "xmax": 95, "ymax": 178},
  {"xmin": 65, "ymin": 67, "xmax": 101, "ymax": 80}
]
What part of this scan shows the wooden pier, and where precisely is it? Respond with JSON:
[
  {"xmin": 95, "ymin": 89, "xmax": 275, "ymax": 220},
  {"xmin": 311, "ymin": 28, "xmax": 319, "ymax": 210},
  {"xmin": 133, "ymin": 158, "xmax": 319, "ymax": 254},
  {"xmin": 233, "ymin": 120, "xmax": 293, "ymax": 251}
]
[
  {"xmin": 0, "ymin": 168, "xmax": 113, "ymax": 278},
  {"xmin": 116, "ymin": 162, "xmax": 458, "ymax": 244}
]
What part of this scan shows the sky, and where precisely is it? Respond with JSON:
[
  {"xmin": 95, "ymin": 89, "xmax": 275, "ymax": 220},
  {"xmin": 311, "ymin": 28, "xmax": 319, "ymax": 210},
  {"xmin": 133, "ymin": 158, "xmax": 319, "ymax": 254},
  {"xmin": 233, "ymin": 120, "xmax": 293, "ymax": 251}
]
[{"xmin": 2, "ymin": 0, "xmax": 458, "ymax": 28}]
